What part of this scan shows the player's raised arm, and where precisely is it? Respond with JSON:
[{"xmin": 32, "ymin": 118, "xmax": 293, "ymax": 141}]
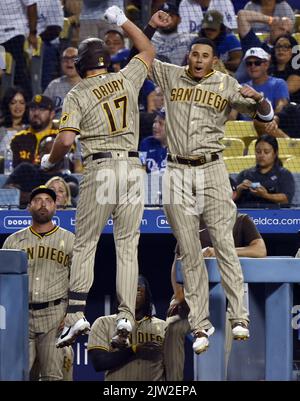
[{"xmin": 104, "ymin": 6, "xmax": 155, "ymax": 68}]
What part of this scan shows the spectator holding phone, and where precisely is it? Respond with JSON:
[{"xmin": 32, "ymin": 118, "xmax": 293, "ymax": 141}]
[{"xmin": 235, "ymin": 134, "xmax": 295, "ymax": 207}]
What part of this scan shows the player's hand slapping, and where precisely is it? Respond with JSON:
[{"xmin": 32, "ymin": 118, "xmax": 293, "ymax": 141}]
[{"xmin": 104, "ymin": 6, "xmax": 128, "ymax": 26}]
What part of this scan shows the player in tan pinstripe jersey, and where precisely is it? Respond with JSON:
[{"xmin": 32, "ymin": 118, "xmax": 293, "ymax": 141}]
[
  {"xmin": 88, "ymin": 275, "xmax": 166, "ymax": 381},
  {"xmin": 2, "ymin": 186, "xmax": 74, "ymax": 380},
  {"xmin": 40, "ymin": 6, "xmax": 158, "ymax": 348},
  {"xmin": 138, "ymin": 12, "xmax": 274, "ymax": 354}
]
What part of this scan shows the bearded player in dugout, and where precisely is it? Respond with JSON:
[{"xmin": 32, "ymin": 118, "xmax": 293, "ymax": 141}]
[
  {"xmin": 40, "ymin": 6, "xmax": 162, "ymax": 349},
  {"xmin": 128, "ymin": 7, "xmax": 274, "ymax": 355}
]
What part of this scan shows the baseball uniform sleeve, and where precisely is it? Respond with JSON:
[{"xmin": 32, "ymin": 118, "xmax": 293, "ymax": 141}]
[
  {"xmin": 120, "ymin": 56, "xmax": 148, "ymax": 92},
  {"xmin": 2, "ymin": 234, "xmax": 16, "ymax": 249},
  {"xmin": 150, "ymin": 59, "xmax": 174, "ymax": 91},
  {"xmin": 59, "ymin": 93, "xmax": 81, "ymax": 134},
  {"xmin": 228, "ymin": 78, "xmax": 257, "ymax": 117},
  {"xmin": 87, "ymin": 318, "xmax": 110, "ymax": 351}
]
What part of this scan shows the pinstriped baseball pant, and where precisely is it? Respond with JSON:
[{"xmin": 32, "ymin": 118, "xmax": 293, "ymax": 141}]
[
  {"xmin": 163, "ymin": 158, "xmax": 249, "ymax": 334},
  {"xmin": 67, "ymin": 157, "xmax": 144, "ymax": 327}
]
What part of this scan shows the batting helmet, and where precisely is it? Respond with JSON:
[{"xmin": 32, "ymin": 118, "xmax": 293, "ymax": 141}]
[{"xmin": 74, "ymin": 38, "xmax": 111, "ymax": 78}]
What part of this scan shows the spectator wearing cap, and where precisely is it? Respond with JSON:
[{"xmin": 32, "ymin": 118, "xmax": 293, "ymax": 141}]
[
  {"xmin": 199, "ymin": 10, "xmax": 242, "ymax": 73},
  {"xmin": 44, "ymin": 47, "xmax": 81, "ymax": 119},
  {"xmin": 10, "ymin": 95, "xmax": 58, "ymax": 167},
  {"xmin": 231, "ymin": 47, "xmax": 289, "ymax": 123},
  {"xmin": 151, "ymin": 2, "xmax": 197, "ymax": 66},
  {"xmin": 4, "ymin": 135, "xmax": 79, "ymax": 207},
  {"xmin": 177, "ymin": 0, "xmax": 237, "ymax": 34},
  {"xmin": 139, "ymin": 108, "xmax": 167, "ymax": 173}
]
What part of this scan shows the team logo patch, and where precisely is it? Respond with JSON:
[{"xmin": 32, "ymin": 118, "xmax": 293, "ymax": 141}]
[
  {"xmin": 60, "ymin": 112, "xmax": 70, "ymax": 124},
  {"xmin": 98, "ymin": 56, "xmax": 104, "ymax": 66},
  {"xmin": 34, "ymin": 94, "xmax": 42, "ymax": 103}
]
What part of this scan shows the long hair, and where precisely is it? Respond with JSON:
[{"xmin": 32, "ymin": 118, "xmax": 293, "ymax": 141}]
[
  {"xmin": 45, "ymin": 176, "xmax": 72, "ymax": 208},
  {"xmin": 0, "ymin": 86, "xmax": 28, "ymax": 128},
  {"xmin": 255, "ymin": 134, "xmax": 282, "ymax": 167}
]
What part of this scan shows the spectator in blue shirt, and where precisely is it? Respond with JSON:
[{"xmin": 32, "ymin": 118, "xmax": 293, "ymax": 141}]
[
  {"xmin": 199, "ymin": 10, "xmax": 242, "ymax": 73},
  {"xmin": 235, "ymin": 134, "xmax": 295, "ymax": 207},
  {"xmin": 237, "ymin": 47, "xmax": 289, "ymax": 123},
  {"xmin": 139, "ymin": 109, "xmax": 167, "ymax": 174}
]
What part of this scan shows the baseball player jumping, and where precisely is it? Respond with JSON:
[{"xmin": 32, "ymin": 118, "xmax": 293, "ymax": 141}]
[
  {"xmin": 41, "ymin": 7, "xmax": 158, "ymax": 348},
  {"xmin": 136, "ymin": 12, "xmax": 274, "ymax": 354},
  {"xmin": 2, "ymin": 186, "xmax": 74, "ymax": 380}
]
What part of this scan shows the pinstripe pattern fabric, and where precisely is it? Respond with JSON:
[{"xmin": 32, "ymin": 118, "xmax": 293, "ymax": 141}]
[
  {"xmin": 2, "ymin": 226, "xmax": 74, "ymax": 380},
  {"xmin": 59, "ymin": 57, "xmax": 148, "ymax": 160},
  {"xmin": 67, "ymin": 158, "xmax": 144, "ymax": 325},
  {"xmin": 151, "ymin": 59, "xmax": 251, "ymax": 335},
  {"xmin": 164, "ymin": 318, "xmax": 190, "ymax": 381},
  {"xmin": 88, "ymin": 314, "xmax": 166, "ymax": 381}
]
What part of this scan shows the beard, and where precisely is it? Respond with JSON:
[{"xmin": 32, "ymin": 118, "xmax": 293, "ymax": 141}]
[
  {"xmin": 30, "ymin": 120, "xmax": 49, "ymax": 131},
  {"xmin": 160, "ymin": 25, "xmax": 178, "ymax": 34},
  {"xmin": 31, "ymin": 208, "xmax": 54, "ymax": 224}
]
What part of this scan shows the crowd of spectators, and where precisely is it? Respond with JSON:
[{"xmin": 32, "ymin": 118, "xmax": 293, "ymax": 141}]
[{"xmin": 0, "ymin": 0, "xmax": 300, "ymax": 208}]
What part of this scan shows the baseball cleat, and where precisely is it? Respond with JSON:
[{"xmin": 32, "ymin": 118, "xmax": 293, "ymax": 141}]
[
  {"xmin": 193, "ymin": 326, "xmax": 215, "ymax": 354},
  {"xmin": 56, "ymin": 317, "xmax": 90, "ymax": 348},
  {"xmin": 111, "ymin": 318, "xmax": 132, "ymax": 349},
  {"xmin": 232, "ymin": 322, "xmax": 250, "ymax": 340}
]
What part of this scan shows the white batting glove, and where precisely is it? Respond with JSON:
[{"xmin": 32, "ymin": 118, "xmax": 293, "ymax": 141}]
[
  {"xmin": 104, "ymin": 6, "xmax": 128, "ymax": 26},
  {"xmin": 41, "ymin": 154, "xmax": 55, "ymax": 171}
]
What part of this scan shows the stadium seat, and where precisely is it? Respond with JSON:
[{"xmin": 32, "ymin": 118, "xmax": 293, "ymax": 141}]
[
  {"xmin": 0, "ymin": 188, "xmax": 20, "ymax": 206},
  {"xmin": 283, "ymin": 157, "xmax": 300, "ymax": 172},
  {"xmin": 295, "ymin": 14, "xmax": 300, "ymax": 32},
  {"xmin": 224, "ymin": 156, "xmax": 256, "ymax": 173},
  {"xmin": 248, "ymin": 138, "xmax": 300, "ymax": 158},
  {"xmin": 225, "ymin": 120, "xmax": 257, "ymax": 148},
  {"xmin": 0, "ymin": 175, "xmax": 8, "ymax": 188},
  {"xmin": 293, "ymin": 32, "xmax": 300, "ymax": 44},
  {"xmin": 221, "ymin": 138, "xmax": 245, "ymax": 157}
]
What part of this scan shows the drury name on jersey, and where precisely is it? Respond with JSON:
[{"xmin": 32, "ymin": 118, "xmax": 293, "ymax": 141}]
[
  {"xmin": 170, "ymin": 87, "xmax": 228, "ymax": 112},
  {"xmin": 25, "ymin": 245, "xmax": 70, "ymax": 267},
  {"xmin": 92, "ymin": 79, "xmax": 125, "ymax": 101}
]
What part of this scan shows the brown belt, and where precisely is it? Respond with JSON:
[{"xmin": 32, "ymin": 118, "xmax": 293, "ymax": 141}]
[
  {"xmin": 92, "ymin": 151, "xmax": 139, "ymax": 161},
  {"xmin": 167, "ymin": 153, "xmax": 219, "ymax": 166}
]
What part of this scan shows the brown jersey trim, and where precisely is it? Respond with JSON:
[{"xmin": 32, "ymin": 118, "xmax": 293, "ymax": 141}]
[
  {"xmin": 29, "ymin": 225, "xmax": 59, "ymax": 239},
  {"xmin": 134, "ymin": 56, "xmax": 149, "ymax": 71},
  {"xmin": 185, "ymin": 68, "xmax": 216, "ymax": 81},
  {"xmin": 59, "ymin": 127, "xmax": 80, "ymax": 134},
  {"xmin": 86, "ymin": 71, "xmax": 108, "ymax": 78}
]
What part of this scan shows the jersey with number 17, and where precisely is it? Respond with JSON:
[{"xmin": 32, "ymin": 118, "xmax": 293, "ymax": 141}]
[{"xmin": 58, "ymin": 57, "xmax": 149, "ymax": 159}]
